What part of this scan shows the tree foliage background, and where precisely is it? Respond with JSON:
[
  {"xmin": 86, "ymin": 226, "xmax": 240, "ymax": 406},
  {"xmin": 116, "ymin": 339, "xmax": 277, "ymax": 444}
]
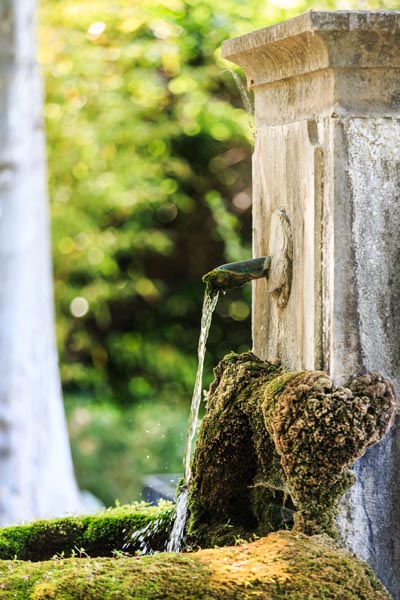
[{"xmin": 38, "ymin": 0, "xmax": 396, "ymax": 506}]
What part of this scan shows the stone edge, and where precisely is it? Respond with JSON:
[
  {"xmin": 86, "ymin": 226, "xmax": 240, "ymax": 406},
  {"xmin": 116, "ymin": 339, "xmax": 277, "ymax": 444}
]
[{"xmin": 221, "ymin": 10, "xmax": 400, "ymax": 61}]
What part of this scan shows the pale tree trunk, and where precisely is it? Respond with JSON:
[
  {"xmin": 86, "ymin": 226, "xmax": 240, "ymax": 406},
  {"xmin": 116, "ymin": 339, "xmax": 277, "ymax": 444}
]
[{"xmin": 0, "ymin": 0, "xmax": 81, "ymax": 524}]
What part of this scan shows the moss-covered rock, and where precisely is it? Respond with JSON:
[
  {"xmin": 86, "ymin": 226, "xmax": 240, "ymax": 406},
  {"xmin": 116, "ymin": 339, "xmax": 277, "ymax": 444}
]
[
  {"xmin": 187, "ymin": 352, "xmax": 294, "ymax": 547},
  {"xmin": 264, "ymin": 370, "xmax": 397, "ymax": 536},
  {"xmin": 187, "ymin": 353, "xmax": 396, "ymax": 546},
  {"xmin": 0, "ymin": 353, "xmax": 395, "ymax": 598},
  {"xmin": 0, "ymin": 503, "xmax": 174, "ymax": 561},
  {"xmin": 0, "ymin": 530, "xmax": 391, "ymax": 599}
]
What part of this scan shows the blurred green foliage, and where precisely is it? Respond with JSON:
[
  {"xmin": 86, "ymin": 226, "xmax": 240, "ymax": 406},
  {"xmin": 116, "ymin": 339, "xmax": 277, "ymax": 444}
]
[
  {"xmin": 66, "ymin": 399, "xmax": 187, "ymax": 506},
  {"xmin": 39, "ymin": 0, "xmax": 395, "ymax": 504}
]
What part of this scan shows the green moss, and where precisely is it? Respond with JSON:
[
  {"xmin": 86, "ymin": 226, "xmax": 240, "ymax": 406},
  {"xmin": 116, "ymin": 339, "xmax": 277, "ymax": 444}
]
[
  {"xmin": 3, "ymin": 356, "xmax": 393, "ymax": 598},
  {"xmin": 0, "ymin": 503, "xmax": 174, "ymax": 561},
  {"xmin": 187, "ymin": 352, "xmax": 294, "ymax": 547},
  {"xmin": 263, "ymin": 371, "xmax": 304, "ymax": 420},
  {"xmin": 187, "ymin": 353, "xmax": 397, "ymax": 545},
  {"xmin": 262, "ymin": 371, "xmax": 397, "ymax": 536},
  {"xmin": 0, "ymin": 531, "xmax": 391, "ymax": 599},
  {"xmin": 0, "ymin": 356, "xmax": 395, "ymax": 597}
]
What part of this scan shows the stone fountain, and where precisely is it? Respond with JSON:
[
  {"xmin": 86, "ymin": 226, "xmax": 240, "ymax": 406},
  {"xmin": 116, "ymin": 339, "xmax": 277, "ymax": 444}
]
[
  {"xmin": 0, "ymin": 10, "xmax": 399, "ymax": 600},
  {"xmin": 221, "ymin": 10, "xmax": 400, "ymax": 599}
]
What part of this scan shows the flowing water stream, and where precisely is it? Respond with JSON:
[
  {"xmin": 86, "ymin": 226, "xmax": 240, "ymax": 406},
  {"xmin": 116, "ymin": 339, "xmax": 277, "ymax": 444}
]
[
  {"xmin": 167, "ymin": 289, "xmax": 219, "ymax": 552},
  {"xmin": 227, "ymin": 69, "xmax": 253, "ymax": 116},
  {"xmin": 135, "ymin": 71, "xmax": 252, "ymax": 554},
  {"xmin": 225, "ymin": 69, "xmax": 255, "ymax": 137}
]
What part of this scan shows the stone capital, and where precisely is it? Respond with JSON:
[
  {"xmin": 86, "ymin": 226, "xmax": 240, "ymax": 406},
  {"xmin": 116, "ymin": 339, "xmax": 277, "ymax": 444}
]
[{"xmin": 222, "ymin": 10, "xmax": 400, "ymax": 121}]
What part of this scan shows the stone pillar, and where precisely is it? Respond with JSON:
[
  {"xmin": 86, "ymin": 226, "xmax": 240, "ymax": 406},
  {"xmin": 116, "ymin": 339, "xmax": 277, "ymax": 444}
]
[{"xmin": 222, "ymin": 10, "xmax": 400, "ymax": 599}]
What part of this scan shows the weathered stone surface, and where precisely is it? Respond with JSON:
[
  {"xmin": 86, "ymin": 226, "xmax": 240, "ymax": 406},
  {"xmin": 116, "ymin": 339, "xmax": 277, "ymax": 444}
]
[
  {"xmin": 251, "ymin": 120, "xmax": 324, "ymax": 370},
  {"xmin": 334, "ymin": 117, "xmax": 400, "ymax": 598},
  {"xmin": 222, "ymin": 10, "xmax": 400, "ymax": 598}
]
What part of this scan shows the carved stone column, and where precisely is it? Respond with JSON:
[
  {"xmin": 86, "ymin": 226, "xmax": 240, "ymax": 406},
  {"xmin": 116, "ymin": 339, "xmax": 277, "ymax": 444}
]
[{"xmin": 222, "ymin": 11, "xmax": 400, "ymax": 599}]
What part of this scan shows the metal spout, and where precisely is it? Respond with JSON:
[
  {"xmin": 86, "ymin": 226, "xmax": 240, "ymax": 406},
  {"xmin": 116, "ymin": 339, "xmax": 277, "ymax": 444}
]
[{"xmin": 202, "ymin": 256, "xmax": 271, "ymax": 293}]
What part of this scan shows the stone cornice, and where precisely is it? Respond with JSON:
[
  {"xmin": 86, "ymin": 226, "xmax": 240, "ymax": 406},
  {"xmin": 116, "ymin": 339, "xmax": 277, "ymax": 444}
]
[{"xmin": 222, "ymin": 11, "xmax": 400, "ymax": 88}]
